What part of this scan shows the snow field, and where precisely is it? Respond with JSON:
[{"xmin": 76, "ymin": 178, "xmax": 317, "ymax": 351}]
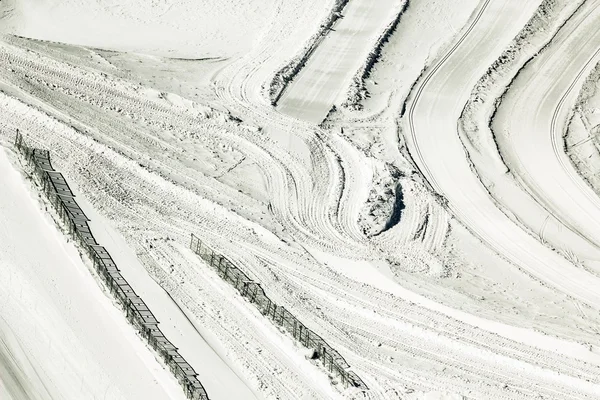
[
  {"xmin": 0, "ymin": 0, "xmax": 278, "ymax": 58},
  {"xmin": 3, "ymin": 0, "xmax": 600, "ymax": 398}
]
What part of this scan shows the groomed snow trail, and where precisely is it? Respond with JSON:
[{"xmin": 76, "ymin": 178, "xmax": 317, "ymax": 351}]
[
  {"xmin": 277, "ymin": 0, "xmax": 406, "ymax": 124},
  {"xmin": 492, "ymin": 0, "xmax": 600, "ymax": 273},
  {"xmin": 3, "ymin": 0, "xmax": 600, "ymax": 398},
  {"xmin": 0, "ymin": 147, "xmax": 185, "ymax": 400},
  {"xmin": 406, "ymin": 0, "xmax": 600, "ymax": 309}
]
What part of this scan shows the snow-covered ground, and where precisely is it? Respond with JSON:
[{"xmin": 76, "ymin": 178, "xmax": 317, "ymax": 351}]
[
  {"xmin": 3, "ymin": 0, "xmax": 600, "ymax": 399},
  {"xmin": 277, "ymin": 0, "xmax": 407, "ymax": 124},
  {"xmin": 0, "ymin": 147, "xmax": 185, "ymax": 400},
  {"xmin": 0, "ymin": 0, "xmax": 276, "ymax": 58}
]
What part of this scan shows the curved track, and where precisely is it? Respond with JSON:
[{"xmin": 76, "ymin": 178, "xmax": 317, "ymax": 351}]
[
  {"xmin": 3, "ymin": 0, "xmax": 600, "ymax": 398},
  {"xmin": 405, "ymin": 0, "xmax": 600, "ymax": 309},
  {"xmin": 491, "ymin": 0, "xmax": 600, "ymax": 274}
]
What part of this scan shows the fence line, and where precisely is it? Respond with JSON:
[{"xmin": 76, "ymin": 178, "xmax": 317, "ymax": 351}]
[
  {"xmin": 14, "ymin": 130, "xmax": 210, "ymax": 400},
  {"xmin": 189, "ymin": 233, "xmax": 368, "ymax": 391}
]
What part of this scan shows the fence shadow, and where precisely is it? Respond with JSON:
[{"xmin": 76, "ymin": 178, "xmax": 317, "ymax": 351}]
[
  {"xmin": 15, "ymin": 130, "xmax": 210, "ymax": 400},
  {"xmin": 189, "ymin": 233, "xmax": 368, "ymax": 391}
]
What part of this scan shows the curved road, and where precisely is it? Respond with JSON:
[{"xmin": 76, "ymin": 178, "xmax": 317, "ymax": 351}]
[
  {"xmin": 493, "ymin": 0, "xmax": 600, "ymax": 271},
  {"xmin": 405, "ymin": 0, "xmax": 600, "ymax": 309}
]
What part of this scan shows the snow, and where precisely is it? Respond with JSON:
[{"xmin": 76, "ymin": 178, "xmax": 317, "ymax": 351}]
[
  {"xmin": 491, "ymin": 0, "xmax": 600, "ymax": 274},
  {"xmin": 277, "ymin": 0, "xmax": 407, "ymax": 124},
  {"xmin": 72, "ymin": 183, "xmax": 258, "ymax": 400},
  {"xmin": 404, "ymin": 0, "xmax": 600, "ymax": 309},
  {"xmin": 307, "ymin": 246, "xmax": 600, "ymax": 366},
  {"xmin": 566, "ymin": 61, "xmax": 600, "ymax": 200},
  {"xmin": 3, "ymin": 0, "xmax": 600, "ymax": 398},
  {"xmin": 0, "ymin": 147, "xmax": 185, "ymax": 400},
  {"xmin": 0, "ymin": 0, "xmax": 277, "ymax": 58}
]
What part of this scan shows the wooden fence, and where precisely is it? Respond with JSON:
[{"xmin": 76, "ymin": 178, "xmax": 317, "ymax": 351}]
[
  {"xmin": 189, "ymin": 233, "xmax": 368, "ymax": 391},
  {"xmin": 14, "ymin": 130, "xmax": 210, "ymax": 400}
]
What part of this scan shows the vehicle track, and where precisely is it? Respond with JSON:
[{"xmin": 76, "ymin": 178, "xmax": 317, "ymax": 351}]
[
  {"xmin": 4, "ymin": 4, "xmax": 600, "ymax": 396},
  {"xmin": 4, "ymin": 90, "xmax": 600, "ymax": 397},
  {"xmin": 405, "ymin": 0, "xmax": 600, "ymax": 309}
]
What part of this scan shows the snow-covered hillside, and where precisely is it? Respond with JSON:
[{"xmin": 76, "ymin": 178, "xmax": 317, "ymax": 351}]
[{"xmin": 3, "ymin": 0, "xmax": 600, "ymax": 399}]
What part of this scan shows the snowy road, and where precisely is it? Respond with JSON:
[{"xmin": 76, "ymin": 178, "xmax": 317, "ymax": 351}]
[
  {"xmin": 405, "ymin": 0, "xmax": 600, "ymax": 308},
  {"xmin": 493, "ymin": 0, "xmax": 600, "ymax": 269},
  {"xmin": 277, "ymin": 0, "xmax": 405, "ymax": 124}
]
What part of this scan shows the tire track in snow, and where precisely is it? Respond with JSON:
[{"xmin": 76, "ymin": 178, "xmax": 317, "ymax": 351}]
[
  {"xmin": 4, "ymin": 8, "xmax": 600, "ymax": 397},
  {"xmin": 5, "ymin": 88, "xmax": 600, "ymax": 398}
]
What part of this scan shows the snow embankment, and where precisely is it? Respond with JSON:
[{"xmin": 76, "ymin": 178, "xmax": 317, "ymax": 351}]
[
  {"xmin": 455, "ymin": 0, "xmax": 600, "ymax": 278},
  {"xmin": 565, "ymin": 62, "xmax": 600, "ymax": 198},
  {"xmin": 459, "ymin": 0, "xmax": 584, "ymax": 169},
  {"xmin": 487, "ymin": 0, "xmax": 600, "ymax": 276},
  {"xmin": 277, "ymin": 1, "xmax": 410, "ymax": 124}
]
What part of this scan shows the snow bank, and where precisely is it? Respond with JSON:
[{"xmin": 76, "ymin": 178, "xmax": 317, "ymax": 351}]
[
  {"xmin": 565, "ymin": 62, "xmax": 600, "ymax": 199},
  {"xmin": 459, "ymin": 0, "xmax": 583, "ymax": 165},
  {"xmin": 341, "ymin": 0, "xmax": 408, "ymax": 111}
]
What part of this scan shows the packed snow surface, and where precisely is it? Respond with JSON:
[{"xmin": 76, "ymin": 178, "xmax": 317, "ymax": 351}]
[{"xmin": 3, "ymin": 0, "xmax": 600, "ymax": 399}]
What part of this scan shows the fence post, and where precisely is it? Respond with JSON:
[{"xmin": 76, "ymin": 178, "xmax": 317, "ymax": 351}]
[
  {"xmin": 293, "ymin": 318, "xmax": 297, "ymax": 339},
  {"xmin": 251, "ymin": 284, "xmax": 259, "ymax": 303},
  {"xmin": 216, "ymin": 256, "xmax": 223, "ymax": 275},
  {"xmin": 221, "ymin": 259, "xmax": 229, "ymax": 277},
  {"xmin": 271, "ymin": 304, "xmax": 278, "ymax": 321},
  {"xmin": 235, "ymin": 274, "xmax": 240, "ymax": 291},
  {"xmin": 264, "ymin": 299, "xmax": 271, "ymax": 316}
]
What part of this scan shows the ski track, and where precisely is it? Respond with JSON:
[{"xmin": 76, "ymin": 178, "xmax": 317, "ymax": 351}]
[{"xmin": 2, "ymin": 0, "xmax": 600, "ymax": 398}]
